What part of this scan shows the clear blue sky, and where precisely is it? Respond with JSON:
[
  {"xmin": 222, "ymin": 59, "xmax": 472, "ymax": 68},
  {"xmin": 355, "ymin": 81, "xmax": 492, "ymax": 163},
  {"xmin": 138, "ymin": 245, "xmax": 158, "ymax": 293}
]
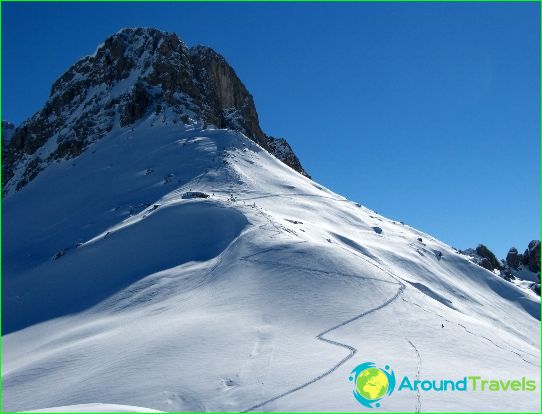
[{"xmin": 2, "ymin": 2, "xmax": 540, "ymax": 257}]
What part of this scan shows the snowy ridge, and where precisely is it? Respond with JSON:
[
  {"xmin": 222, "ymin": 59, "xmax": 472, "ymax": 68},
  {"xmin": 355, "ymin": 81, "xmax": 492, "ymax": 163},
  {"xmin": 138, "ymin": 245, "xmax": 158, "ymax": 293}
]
[{"xmin": 2, "ymin": 109, "xmax": 539, "ymax": 412}]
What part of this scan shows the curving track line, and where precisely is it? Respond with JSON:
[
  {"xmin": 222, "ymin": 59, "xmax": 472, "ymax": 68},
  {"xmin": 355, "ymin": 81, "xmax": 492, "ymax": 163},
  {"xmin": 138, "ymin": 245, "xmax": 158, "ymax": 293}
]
[
  {"xmin": 222, "ymin": 198, "xmax": 412, "ymax": 412},
  {"xmin": 240, "ymin": 250, "xmax": 406, "ymax": 412}
]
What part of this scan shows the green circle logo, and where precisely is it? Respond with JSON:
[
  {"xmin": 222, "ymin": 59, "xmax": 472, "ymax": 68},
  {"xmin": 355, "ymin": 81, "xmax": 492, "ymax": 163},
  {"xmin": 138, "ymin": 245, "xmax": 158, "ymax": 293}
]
[{"xmin": 356, "ymin": 367, "xmax": 389, "ymax": 400}]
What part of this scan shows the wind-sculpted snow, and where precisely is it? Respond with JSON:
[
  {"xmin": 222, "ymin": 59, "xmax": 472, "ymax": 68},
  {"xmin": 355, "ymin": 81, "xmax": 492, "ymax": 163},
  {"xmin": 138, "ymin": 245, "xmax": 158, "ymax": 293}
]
[
  {"xmin": 2, "ymin": 117, "xmax": 540, "ymax": 412},
  {"xmin": 3, "ymin": 201, "xmax": 248, "ymax": 334}
]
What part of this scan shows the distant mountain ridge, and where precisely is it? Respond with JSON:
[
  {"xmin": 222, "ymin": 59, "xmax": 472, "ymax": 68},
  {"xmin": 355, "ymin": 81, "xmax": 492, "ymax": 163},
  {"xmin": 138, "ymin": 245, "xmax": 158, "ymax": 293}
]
[
  {"xmin": 461, "ymin": 241, "xmax": 540, "ymax": 295},
  {"xmin": 1, "ymin": 28, "xmax": 308, "ymax": 196}
]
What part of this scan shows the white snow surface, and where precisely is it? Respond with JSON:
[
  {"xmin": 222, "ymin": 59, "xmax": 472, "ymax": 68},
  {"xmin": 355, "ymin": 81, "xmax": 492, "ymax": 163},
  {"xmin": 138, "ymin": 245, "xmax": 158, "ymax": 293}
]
[{"xmin": 2, "ymin": 113, "xmax": 540, "ymax": 412}]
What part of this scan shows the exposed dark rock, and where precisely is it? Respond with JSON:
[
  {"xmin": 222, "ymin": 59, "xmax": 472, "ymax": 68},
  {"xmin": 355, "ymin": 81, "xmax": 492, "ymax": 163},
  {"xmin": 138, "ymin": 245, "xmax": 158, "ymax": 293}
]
[
  {"xmin": 182, "ymin": 191, "xmax": 210, "ymax": 199},
  {"xmin": 478, "ymin": 257, "xmax": 493, "ymax": 271},
  {"xmin": 506, "ymin": 247, "xmax": 520, "ymax": 269},
  {"xmin": 373, "ymin": 226, "xmax": 383, "ymax": 234},
  {"xmin": 464, "ymin": 241, "xmax": 540, "ymax": 295},
  {"xmin": 50, "ymin": 140, "xmax": 85, "ymax": 160},
  {"xmin": 285, "ymin": 219, "xmax": 303, "ymax": 225},
  {"xmin": 526, "ymin": 240, "xmax": 540, "ymax": 273},
  {"xmin": 120, "ymin": 83, "xmax": 151, "ymax": 127},
  {"xmin": 52, "ymin": 250, "xmax": 65, "ymax": 261},
  {"xmin": 266, "ymin": 136, "xmax": 309, "ymax": 178},
  {"xmin": 522, "ymin": 249, "xmax": 529, "ymax": 266},
  {"xmin": 475, "ymin": 244, "xmax": 502, "ymax": 271},
  {"xmin": 2, "ymin": 121, "xmax": 16, "ymax": 173},
  {"xmin": 190, "ymin": 45, "xmax": 266, "ymax": 145},
  {"xmin": 16, "ymin": 157, "xmax": 42, "ymax": 191}
]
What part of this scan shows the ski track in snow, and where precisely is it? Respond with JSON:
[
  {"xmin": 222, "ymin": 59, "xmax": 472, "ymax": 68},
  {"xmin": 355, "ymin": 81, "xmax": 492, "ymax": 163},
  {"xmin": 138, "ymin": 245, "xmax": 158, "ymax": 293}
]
[
  {"xmin": 240, "ymin": 246, "xmax": 407, "ymax": 412},
  {"xmin": 407, "ymin": 339, "xmax": 422, "ymax": 413},
  {"xmin": 241, "ymin": 282, "xmax": 405, "ymax": 412}
]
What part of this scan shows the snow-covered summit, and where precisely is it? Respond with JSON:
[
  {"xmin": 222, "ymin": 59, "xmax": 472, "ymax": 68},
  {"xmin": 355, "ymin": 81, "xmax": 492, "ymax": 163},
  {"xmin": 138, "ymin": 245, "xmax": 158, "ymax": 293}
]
[{"xmin": 2, "ymin": 28, "xmax": 307, "ymax": 196}]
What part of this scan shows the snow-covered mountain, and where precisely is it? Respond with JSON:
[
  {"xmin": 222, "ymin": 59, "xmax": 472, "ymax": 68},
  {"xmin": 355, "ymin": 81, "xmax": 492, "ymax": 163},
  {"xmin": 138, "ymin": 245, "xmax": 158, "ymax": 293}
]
[
  {"xmin": 2, "ymin": 28, "xmax": 540, "ymax": 413},
  {"xmin": 1, "ymin": 28, "xmax": 307, "ymax": 197}
]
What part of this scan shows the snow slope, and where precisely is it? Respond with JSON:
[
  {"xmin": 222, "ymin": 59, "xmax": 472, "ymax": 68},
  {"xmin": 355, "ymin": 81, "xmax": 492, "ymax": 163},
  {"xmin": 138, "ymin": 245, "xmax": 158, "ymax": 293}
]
[{"xmin": 2, "ymin": 112, "xmax": 540, "ymax": 412}]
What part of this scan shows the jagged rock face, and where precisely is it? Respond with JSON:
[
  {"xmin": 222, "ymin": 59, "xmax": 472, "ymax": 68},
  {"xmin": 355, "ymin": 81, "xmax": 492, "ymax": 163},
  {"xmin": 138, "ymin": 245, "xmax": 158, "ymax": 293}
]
[
  {"xmin": 475, "ymin": 244, "xmax": 502, "ymax": 271},
  {"xmin": 478, "ymin": 257, "xmax": 494, "ymax": 271},
  {"xmin": 190, "ymin": 45, "xmax": 266, "ymax": 147},
  {"xmin": 2, "ymin": 28, "xmax": 308, "ymax": 195},
  {"xmin": 506, "ymin": 247, "xmax": 520, "ymax": 269},
  {"xmin": 266, "ymin": 137, "xmax": 307, "ymax": 175},
  {"xmin": 462, "ymin": 242, "xmax": 540, "ymax": 296},
  {"xmin": 2, "ymin": 121, "xmax": 17, "ymax": 188},
  {"xmin": 2, "ymin": 121, "xmax": 16, "ymax": 180},
  {"xmin": 525, "ymin": 240, "xmax": 541, "ymax": 273}
]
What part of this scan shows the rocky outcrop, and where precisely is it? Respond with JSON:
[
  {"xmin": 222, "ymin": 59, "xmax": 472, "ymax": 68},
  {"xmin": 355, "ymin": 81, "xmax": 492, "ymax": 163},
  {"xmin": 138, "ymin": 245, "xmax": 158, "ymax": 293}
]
[
  {"xmin": 506, "ymin": 247, "xmax": 520, "ymax": 269},
  {"xmin": 2, "ymin": 121, "xmax": 15, "ymax": 161},
  {"xmin": 120, "ymin": 82, "xmax": 151, "ymax": 127},
  {"xmin": 475, "ymin": 244, "xmax": 502, "ymax": 271},
  {"xmin": 463, "ymin": 241, "xmax": 540, "ymax": 296},
  {"xmin": 190, "ymin": 45, "xmax": 266, "ymax": 145},
  {"xmin": 502, "ymin": 241, "xmax": 540, "ymax": 273},
  {"xmin": 266, "ymin": 136, "xmax": 308, "ymax": 177},
  {"xmin": 190, "ymin": 46, "xmax": 308, "ymax": 177},
  {"xmin": 2, "ymin": 28, "xmax": 308, "ymax": 195},
  {"xmin": 2, "ymin": 121, "xmax": 17, "ymax": 186},
  {"xmin": 478, "ymin": 257, "xmax": 493, "ymax": 271},
  {"xmin": 524, "ymin": 240, "xmax": 540, "ymax": 273}
]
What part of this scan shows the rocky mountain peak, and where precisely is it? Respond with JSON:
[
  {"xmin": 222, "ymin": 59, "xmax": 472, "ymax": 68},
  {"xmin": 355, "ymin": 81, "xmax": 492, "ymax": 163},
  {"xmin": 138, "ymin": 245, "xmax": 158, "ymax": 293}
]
[{"xmin": 2, "ymin": 28, "xmax": 308, "ymax": 196}]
